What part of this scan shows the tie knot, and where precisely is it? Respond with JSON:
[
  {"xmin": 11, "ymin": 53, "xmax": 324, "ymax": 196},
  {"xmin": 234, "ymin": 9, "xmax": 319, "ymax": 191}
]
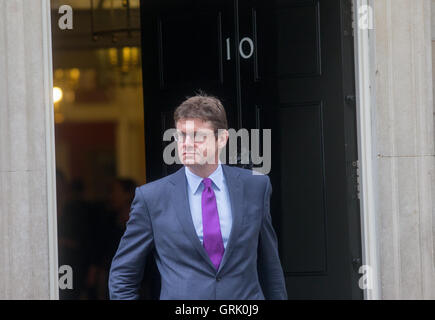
[{"xmin": 202, "ymin": 178, "xmax": 213, "ymax": 189}]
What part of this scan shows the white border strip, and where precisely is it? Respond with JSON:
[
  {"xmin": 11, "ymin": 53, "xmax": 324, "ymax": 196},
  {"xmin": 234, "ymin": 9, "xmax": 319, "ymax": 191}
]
[
  {"xmin": 41, "ymin": 0, "xmax": 59, "ymax": 300},
  {"xmin": 353, "ymin": 0, "xmax": 381, "ymax": 300}
]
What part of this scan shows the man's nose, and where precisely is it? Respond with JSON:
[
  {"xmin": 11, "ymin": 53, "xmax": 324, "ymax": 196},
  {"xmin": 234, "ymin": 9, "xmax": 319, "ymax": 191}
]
[{"xmin": 184, "ymin": 134, "xmax": 195, "ymax": 145}]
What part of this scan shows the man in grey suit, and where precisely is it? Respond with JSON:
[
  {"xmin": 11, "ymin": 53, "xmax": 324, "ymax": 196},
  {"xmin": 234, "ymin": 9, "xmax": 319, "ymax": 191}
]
[{"xmin": 109, "ymin": 93, "xmax": 287, "ymax": 300}]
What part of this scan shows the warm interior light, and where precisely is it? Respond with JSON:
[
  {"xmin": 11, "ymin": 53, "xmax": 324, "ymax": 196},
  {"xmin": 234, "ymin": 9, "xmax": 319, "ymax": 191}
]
[
  {"xmin": 53, "ymin": 87, "xmax": 63, "ymax": 104},
  {"xmin": 69, "ymin": 68, "xmax": 80, "ymax": 81},
  {"xmin": 131, "ymin": 47, "xmax": 139, "ymax": 66},
  {"xmin": 109, "ymin": 48, "xmax": 118, "ymax": 66},
  {"xmin": 54, "ymin": 113, "xmax": 64, "ymax": 124},
  {"xmin": 122, "ymin": 47, "xmax": 131, "ymax": 72}
]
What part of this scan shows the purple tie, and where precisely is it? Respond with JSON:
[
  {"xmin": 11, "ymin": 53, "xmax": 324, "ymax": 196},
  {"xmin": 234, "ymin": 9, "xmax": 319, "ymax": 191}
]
[{"xmin": 201, "ymin": 177, "xmax": 225, "ymax": 270}]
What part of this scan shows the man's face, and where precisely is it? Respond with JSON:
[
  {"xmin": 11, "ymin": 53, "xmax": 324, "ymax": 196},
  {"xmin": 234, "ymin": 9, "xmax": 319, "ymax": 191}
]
[{"xmin": 175, "ymin": 118, "xmax": 227, "ymax": 166}]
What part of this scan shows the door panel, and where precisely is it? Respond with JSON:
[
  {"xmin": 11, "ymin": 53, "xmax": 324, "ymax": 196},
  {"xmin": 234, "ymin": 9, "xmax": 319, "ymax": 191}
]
[
  {"xmin": 158, "ymin": 11, "xmax": 224, "ymax": 88},
  {"xmin": 277, "ymin": 102, "xmax": 327, "ymax": 275},
  {"xmin": 272, "ymin": 3, "xmax": 321, "ymax": 77}
]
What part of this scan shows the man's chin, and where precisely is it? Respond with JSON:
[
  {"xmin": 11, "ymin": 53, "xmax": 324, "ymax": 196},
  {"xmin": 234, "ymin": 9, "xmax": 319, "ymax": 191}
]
[
  {"xmin": 182, "ymin": 158, "xmax": 218, "ymax": 166},
  {"xmin": 181, "ymin": 155, "xmax": 197, "ymax": 165},
  {"xmin": 182, "ymin": 158, "xmax": 196, "ymax": 165}
]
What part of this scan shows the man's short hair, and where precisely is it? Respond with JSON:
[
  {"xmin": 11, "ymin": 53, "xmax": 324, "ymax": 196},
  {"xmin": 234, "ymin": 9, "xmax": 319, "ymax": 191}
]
[{"xmin": 174, "ymin": 91, "xmax": 228, "ymax": 132}]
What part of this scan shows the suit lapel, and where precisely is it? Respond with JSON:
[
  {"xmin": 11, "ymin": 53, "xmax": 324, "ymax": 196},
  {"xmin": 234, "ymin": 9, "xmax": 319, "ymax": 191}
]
[
  {"xmin": 217, "ymin": 165, "xmax": 243, "ymax": 274},
  {"xmin": 169, "ymin": 167, "xmax": 216, "ymax": 272}
]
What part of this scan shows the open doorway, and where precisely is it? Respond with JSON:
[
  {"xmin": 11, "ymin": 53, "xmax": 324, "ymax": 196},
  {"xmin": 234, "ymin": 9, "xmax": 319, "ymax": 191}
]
[{"xmin": 51, "ymin": 0, "xmax": 153, "ymax": 299}]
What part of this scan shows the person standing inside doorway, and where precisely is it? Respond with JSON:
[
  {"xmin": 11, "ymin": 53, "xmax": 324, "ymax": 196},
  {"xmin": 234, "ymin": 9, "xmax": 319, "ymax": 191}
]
[{"xmin": 109, "ymin": 93, "xmax": 287, "ymax": 299}]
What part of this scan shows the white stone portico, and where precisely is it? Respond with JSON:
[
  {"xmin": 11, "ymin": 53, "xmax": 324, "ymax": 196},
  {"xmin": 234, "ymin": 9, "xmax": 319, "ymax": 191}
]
[{"xmin": 0, "ymin": 0, "xmax": 58, "ymax": 299}]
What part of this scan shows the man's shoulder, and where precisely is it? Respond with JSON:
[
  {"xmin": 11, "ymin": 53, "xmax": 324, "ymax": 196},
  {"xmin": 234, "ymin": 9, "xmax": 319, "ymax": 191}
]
[
  {"xmin": 222, "ymin": 165, "xmax": 270, "ymax": 185},
  {"xmin": 136, "ymin": 168, "xmax": 182, "ymax": 197}
]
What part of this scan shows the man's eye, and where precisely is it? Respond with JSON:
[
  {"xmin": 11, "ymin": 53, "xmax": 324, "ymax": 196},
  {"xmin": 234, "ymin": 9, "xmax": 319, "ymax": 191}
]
[
  {"xmin": 195, "ymin": 133, "xmax": 206, "ymax": 140},
  {"xmin": 174, "ymin": 132, "xmax": 186, "ymax": 141}
]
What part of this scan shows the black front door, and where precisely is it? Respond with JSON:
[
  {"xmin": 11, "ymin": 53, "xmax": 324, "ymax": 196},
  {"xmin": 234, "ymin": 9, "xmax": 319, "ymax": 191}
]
[{"xmin": 140, "ymin": 0, "xmax": 363, "ymax": 299}]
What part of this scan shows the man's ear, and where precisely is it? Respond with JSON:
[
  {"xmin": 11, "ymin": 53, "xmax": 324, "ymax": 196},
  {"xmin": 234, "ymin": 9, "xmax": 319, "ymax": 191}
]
[{"xmin": 217, "ymin": 129, "xmax": 229, "ymax": 149}]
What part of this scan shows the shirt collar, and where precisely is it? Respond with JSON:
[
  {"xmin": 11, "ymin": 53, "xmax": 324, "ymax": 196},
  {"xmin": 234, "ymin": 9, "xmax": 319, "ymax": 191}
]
[{"xmin": 185, "ymin": 162, "xmax": 224, "ymax": 194}]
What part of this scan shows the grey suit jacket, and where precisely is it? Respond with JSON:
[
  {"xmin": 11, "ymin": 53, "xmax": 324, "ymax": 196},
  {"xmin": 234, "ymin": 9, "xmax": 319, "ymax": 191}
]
[{"xmin": 108, "ymin": 164, "xmax": 288, "ymax": 300}]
